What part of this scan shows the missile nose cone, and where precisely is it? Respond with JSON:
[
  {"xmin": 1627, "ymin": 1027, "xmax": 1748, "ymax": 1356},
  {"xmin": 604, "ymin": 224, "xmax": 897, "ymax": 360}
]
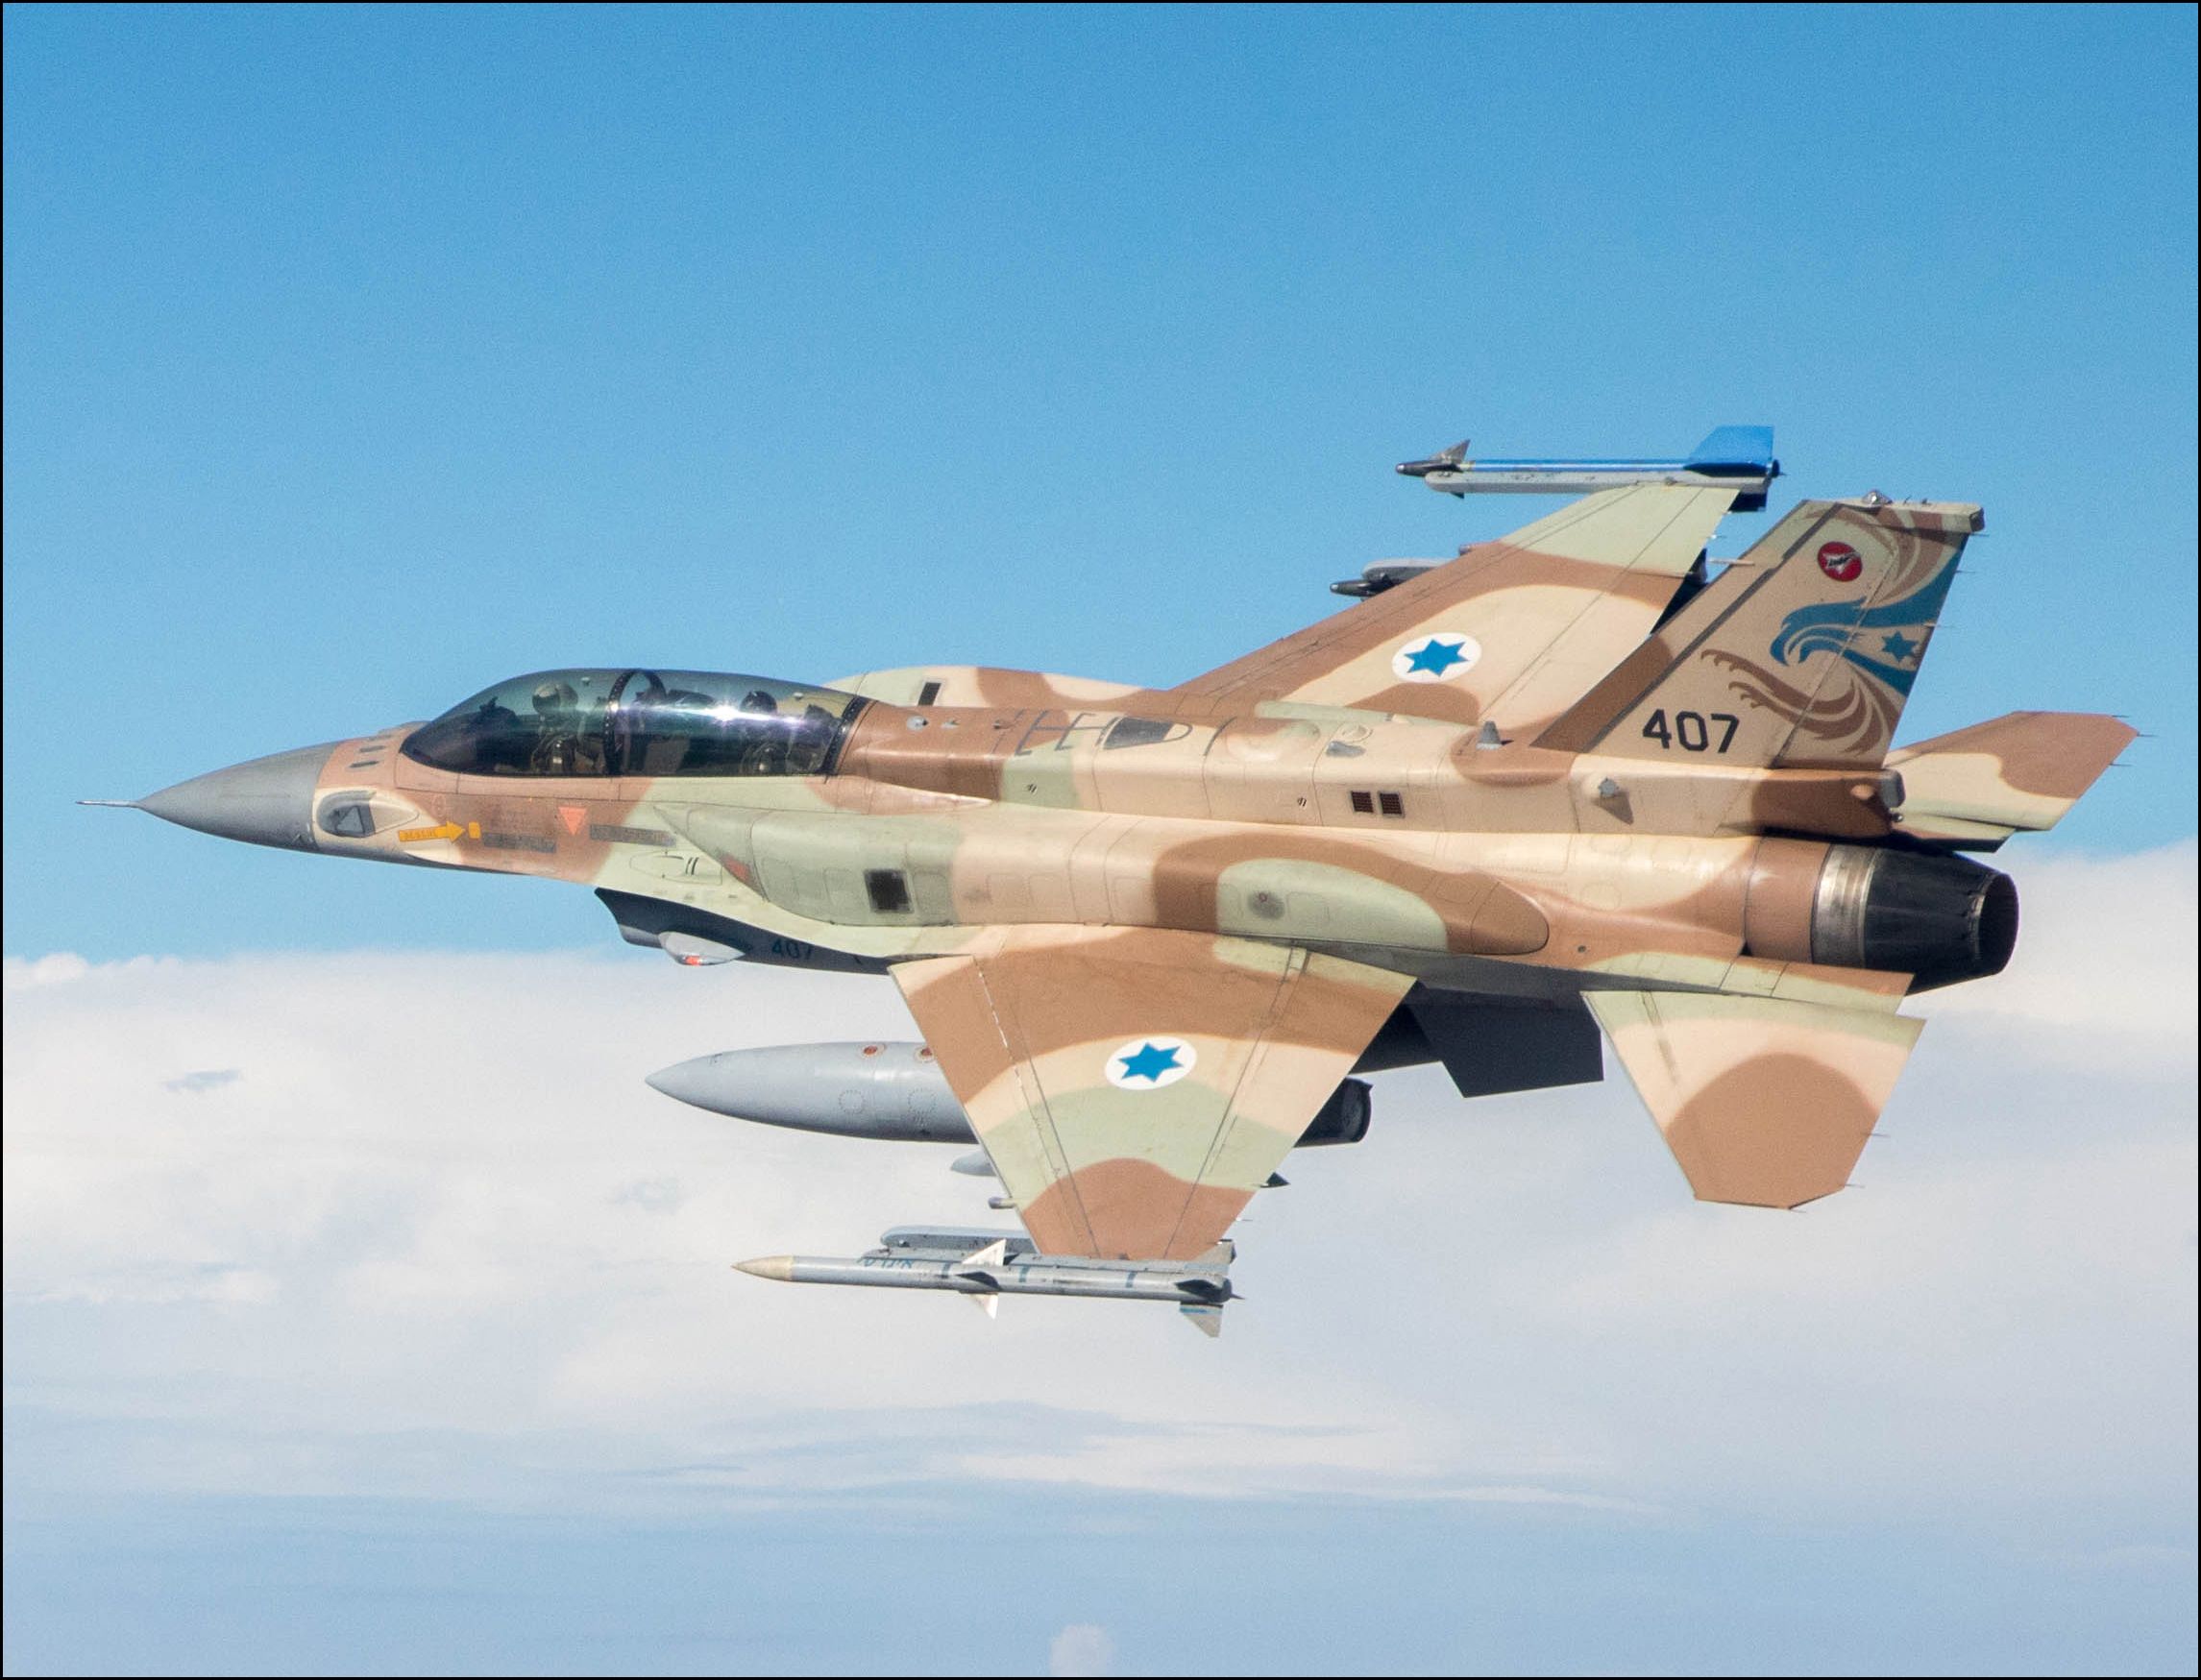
[
  {"xmin": 645, "ymin": 1055, "xmax": 720, "ymax": 1111},
  {"xmin": 135, "ymin": 743, "xmax": 337, "ymax": 853},
  {"xmin": 735, "ymin": 1255, "xmax": 796, "ymax": 1282}
]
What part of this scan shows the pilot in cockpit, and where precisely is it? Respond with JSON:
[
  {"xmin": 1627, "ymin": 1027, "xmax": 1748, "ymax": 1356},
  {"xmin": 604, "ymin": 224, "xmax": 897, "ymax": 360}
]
[
  {"xmin": 737, "ymin": 688, "xmax": 789, "ymax": 773},
  {"xmin": 528, "ymin": 679, "xmax": 602, "ymax": 776}
]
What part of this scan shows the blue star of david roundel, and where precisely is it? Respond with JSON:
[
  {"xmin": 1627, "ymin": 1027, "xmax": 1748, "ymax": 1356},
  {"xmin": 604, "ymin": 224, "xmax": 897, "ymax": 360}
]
[
  {"xmin": 1391, "ymin": 633, "xmax": 1481, "ymax": 683},
  {"xmin": 1104, "ymin": 1035, "xmax": 1197, "ymax": 1090}
]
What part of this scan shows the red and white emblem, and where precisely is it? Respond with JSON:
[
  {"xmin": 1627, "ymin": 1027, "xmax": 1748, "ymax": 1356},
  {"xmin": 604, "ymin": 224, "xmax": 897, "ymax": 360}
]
[{"xmin": 1817, "ymin": 541, "xmax": 1863, "ymax": 582}]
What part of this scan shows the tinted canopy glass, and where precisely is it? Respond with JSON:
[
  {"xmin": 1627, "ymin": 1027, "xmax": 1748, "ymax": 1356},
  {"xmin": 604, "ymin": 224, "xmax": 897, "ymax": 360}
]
[{"xmin": 402, "ymin": 670, "xmax": 867, "ymax": 778}]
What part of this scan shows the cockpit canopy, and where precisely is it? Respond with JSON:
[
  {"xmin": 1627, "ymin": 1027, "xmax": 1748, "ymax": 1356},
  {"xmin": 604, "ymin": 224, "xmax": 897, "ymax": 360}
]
[{"xmin": 401, "ymin": 670, "xmax": 868, "ymax": 779}]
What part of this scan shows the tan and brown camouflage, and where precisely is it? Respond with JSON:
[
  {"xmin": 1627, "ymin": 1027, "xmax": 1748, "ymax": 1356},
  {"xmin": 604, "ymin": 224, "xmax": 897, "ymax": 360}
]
[{"xmin": 119, "ymin": 483, "xmax": 2134, "ymax": 1262}]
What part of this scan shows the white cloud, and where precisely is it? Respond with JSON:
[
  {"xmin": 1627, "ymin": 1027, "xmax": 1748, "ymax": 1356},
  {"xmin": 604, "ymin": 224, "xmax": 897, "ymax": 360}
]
[
  {"xmin": 1049, "ymin": 1623, "xmax": 1114, "ymax": 1678},
  {"xmin": 163, "ymin": 1067, "xmax": 241, "ymax": 1094},
  {"xmin": 1926, "ymin": 840, "xmax": 2198, "ymax": 1065},
  {"xmin": 2, "ymin": 845, "xmax": 2193, "ymax": 1542}
]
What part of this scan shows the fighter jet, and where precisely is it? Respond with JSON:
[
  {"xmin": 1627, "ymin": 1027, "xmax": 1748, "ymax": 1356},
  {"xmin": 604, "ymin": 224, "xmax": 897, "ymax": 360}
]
[{"xmin": 100, "ymin": 430, "xmax": 2133, "ymax": 1333}]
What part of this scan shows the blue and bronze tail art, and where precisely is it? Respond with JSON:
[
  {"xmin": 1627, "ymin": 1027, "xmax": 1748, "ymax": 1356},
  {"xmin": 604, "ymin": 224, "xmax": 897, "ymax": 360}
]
[{"xmin": 1538, "ymin": 497, "xmax": 1980, "ymax": 770}]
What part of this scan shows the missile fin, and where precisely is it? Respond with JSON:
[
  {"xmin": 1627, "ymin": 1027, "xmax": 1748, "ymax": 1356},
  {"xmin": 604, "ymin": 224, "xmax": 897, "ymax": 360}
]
[
  {"xmin": 1179, "ymin": 1303, "xmax": 1225, "ymax": 1338},
  {"xmin": 967, "ymin": 1292, "xmax": 999, "ymax": 1320}
]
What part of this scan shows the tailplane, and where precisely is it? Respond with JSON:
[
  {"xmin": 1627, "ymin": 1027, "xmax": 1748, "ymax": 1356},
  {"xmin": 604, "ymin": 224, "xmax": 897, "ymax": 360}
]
[{"xmin": 1887, "ymin": 711, "xmax": 2135, "ymax": 849}]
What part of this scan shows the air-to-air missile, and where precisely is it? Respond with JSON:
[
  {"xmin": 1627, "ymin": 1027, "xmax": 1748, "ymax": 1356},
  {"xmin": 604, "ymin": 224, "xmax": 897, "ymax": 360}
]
[
  {"xmin": 734, "ymin": 1227, "xmax": 1235, "ymax": 1334},
  {"xmin": 1396, "ymin": 423, "xmax": 1781, "ymax": 509},
  {"xmin": 1342, "ymin": 426, "xmax": 1786, "ymax": 597}
]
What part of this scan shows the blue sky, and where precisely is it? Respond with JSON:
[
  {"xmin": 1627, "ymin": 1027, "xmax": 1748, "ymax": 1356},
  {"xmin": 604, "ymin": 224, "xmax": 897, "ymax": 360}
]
[
  {"xmin": 5, "ymin": 3, "xmax": 2195, "ymax": 958},
  {"xmin": 4, "ymin": 8, "xmax": 2196, "ymax": 1675}
]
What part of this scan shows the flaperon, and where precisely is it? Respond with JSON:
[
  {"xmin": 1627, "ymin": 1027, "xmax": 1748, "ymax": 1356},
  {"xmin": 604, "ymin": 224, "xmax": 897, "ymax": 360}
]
[{"xmin": 99, "ymin": 427, "xmax": 2133, "ymax": 1333}]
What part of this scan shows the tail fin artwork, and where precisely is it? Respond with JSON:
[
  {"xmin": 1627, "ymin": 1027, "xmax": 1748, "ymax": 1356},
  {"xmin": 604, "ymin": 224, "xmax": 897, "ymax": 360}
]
[{"xmin": 1539, "ymin": 499, "xmax": 1981, "ymax": 770}]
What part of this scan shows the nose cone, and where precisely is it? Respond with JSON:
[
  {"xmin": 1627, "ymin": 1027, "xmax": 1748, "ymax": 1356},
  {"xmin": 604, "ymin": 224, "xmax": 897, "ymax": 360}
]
[
  {"xmin": 135, "ymin": 743, "xmax": 336, "ymax": 852},
  {"xmin": 644, "ymin": 1055, "xmax": 719, "ymax": 1111},
  {"xmin": 647, "ymin": 1052, "xmax": 763, "ymax": 1119}
]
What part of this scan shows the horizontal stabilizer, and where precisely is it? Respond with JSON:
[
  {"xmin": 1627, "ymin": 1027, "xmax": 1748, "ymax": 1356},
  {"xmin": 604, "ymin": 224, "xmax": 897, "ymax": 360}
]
[
  {"xmin": 1586, "ymin": 989, "xmax": 1921, "ymax": 1208},
  {"xmin": 1889, "ymin": 711, "xmax": 2135, "ymax": 848}
]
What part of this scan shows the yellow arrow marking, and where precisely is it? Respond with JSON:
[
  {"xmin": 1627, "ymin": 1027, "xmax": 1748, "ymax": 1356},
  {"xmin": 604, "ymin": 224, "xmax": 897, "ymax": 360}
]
[{"xmin": 397, "ymin": 819, "xmax": 479, "ymax": 843}]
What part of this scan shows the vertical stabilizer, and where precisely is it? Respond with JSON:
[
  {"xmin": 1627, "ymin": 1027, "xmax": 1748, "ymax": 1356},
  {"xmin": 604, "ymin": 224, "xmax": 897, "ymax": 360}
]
[{"xmin": 1539, "ymin": 499, "xmax": 1981, "ymax": 770}]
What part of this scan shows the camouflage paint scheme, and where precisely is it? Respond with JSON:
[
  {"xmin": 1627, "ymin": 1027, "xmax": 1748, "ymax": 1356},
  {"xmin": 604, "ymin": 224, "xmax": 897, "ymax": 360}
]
[{"xmin": 132, "ymin": 485, "xmax": 2133, "ymax": 1262}]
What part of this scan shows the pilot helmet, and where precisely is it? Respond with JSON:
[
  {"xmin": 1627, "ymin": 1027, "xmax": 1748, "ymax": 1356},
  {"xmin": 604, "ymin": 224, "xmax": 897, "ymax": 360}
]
[{"xmin": 532, "ymin": 679, "xmax": 578, "ymax": 717}]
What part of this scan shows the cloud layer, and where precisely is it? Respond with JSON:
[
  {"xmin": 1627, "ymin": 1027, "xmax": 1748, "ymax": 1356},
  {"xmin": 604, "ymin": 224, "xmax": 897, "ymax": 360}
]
[{"xmin": 5, "ymin": 845, "xmax": 2194, "ymax": 1554}]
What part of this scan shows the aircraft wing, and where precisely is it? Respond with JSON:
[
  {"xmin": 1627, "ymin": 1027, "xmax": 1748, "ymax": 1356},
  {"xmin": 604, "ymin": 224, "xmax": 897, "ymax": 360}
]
[
  {"xmin": 1168, "ymin": 483, "xmax": 1736, "ymax": 732},
  {"xmin": 1585, "ymin": 989, "xmax": 1922, "ymax": 1208},
  {"xmin": 891, "ymin": 927, "xmax": 1411, "ymax": 1259}
]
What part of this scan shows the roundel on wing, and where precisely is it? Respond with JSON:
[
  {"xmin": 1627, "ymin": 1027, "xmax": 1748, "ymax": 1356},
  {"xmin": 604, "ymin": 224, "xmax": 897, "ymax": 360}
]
[
  {"xmin": 1105, "ymin": 1036, "xmax": 1196, "ymax": 1090},
  {"xmin": 1391, "ymin": 634, "xmax": 1481, "ymax": 683}
]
